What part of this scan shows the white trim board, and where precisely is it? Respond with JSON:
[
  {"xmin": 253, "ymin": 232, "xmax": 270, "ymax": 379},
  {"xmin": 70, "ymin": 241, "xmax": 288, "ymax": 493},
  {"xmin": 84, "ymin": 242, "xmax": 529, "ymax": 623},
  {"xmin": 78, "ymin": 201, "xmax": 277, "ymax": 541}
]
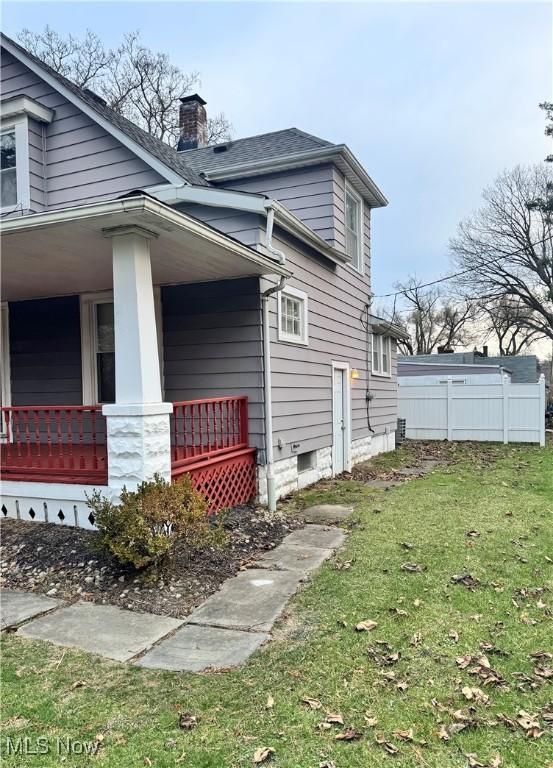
[{"xmin": 0, "ymin": 115, "xmax": 30, "ymax": 214}]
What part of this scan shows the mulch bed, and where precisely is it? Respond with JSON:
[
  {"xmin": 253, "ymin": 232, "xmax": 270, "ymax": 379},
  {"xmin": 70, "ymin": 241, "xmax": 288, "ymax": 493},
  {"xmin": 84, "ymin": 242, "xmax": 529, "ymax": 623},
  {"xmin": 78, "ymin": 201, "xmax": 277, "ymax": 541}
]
[
  {"xmin": 0, "ymin": 505, "xmax": 299, "ymax": 619},
  {"xmin": 350, "ymin": 440, "xmax": 470, "ymax": 483}
]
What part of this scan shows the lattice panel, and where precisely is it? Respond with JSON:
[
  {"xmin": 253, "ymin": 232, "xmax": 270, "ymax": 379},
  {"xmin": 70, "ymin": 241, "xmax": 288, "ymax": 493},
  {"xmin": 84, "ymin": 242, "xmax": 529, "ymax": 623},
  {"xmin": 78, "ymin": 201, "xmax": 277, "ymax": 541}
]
[{"xmin": 177, "ymin": 449, "xmax": 257, "ymax": 513}]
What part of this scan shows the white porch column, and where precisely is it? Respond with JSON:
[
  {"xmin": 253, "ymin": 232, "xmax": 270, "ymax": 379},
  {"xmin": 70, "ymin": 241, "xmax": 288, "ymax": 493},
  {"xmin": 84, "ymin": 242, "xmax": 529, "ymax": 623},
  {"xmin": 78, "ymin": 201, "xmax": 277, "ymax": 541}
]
[{"xmin": 102, "ymin": 226, "xmax": 172, "ymax": 490}]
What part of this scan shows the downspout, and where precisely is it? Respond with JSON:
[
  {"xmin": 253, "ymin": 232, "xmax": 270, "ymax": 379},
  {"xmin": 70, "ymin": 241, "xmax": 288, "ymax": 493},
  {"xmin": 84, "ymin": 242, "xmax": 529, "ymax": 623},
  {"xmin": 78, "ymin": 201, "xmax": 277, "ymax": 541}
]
[{"xmin": 262, "ymin": 203, "xmax": 287, "ymax": 512}]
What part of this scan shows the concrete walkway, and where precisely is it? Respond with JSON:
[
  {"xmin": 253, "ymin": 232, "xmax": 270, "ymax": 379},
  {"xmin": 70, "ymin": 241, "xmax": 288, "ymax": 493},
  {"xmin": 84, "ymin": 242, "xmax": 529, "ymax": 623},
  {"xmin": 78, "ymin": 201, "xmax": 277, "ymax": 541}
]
[{"xmin": 1, "ymin": 517, "xmax": 349, "ymax": 672}]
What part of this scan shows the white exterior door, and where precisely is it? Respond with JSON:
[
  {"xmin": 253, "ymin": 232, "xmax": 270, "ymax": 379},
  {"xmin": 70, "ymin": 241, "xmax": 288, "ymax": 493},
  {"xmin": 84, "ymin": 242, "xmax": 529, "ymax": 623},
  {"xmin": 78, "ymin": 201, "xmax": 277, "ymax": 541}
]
[{"xmin": 332, "ymin": 365, "xmax": 347, "ymax": 474}]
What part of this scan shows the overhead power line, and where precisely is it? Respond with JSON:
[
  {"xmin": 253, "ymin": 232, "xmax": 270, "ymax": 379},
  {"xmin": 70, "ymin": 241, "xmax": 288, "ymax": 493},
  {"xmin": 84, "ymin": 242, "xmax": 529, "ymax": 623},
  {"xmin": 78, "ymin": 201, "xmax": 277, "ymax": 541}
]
[{"xmin": 371, "ymin": 236, "xmax": 552, "ymax": 300}]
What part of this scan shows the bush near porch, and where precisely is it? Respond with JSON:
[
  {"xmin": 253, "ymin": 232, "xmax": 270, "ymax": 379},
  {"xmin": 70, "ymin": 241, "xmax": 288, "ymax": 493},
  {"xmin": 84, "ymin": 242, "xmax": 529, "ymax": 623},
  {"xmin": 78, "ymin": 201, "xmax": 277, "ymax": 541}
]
[{"xmin": 1, "ymin": 441, "xmax": 552, "ymax": 768}]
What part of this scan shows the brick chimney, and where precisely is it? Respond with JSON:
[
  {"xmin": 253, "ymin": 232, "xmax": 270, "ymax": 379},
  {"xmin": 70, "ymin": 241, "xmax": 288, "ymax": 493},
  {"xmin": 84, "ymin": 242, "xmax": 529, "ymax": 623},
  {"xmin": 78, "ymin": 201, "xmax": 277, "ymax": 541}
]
[{"xmin": 177, "ymin": 94, "xmax": 208, "ymax": 151}]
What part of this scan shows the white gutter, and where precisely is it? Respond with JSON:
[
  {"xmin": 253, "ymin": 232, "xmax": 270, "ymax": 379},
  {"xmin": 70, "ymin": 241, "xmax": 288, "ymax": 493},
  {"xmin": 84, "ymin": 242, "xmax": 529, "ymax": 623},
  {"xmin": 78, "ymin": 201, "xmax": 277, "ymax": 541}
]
[
  {"xmin": 0, "ymin": 196, "xmax": 291, "ymax": 278},
  {"xmin": 147, "ymin": 182, "xmax": 349, "ymax": 265}
]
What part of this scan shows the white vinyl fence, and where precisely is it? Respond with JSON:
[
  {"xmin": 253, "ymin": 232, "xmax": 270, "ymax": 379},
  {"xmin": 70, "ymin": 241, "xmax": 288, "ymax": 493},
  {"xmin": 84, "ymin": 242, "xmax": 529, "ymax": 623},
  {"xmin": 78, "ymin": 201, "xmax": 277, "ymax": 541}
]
[{"xmin": 398, "ymin": 374, "xmax": 546, "ymax": 446}]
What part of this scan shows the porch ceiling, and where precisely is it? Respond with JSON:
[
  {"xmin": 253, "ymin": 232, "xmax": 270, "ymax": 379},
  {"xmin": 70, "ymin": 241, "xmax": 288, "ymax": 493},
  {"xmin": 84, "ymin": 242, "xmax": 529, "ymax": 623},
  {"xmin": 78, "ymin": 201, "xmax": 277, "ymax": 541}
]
[{"xmin": 1, "ymin": 196, "xmax": 289, "ymax": 301}]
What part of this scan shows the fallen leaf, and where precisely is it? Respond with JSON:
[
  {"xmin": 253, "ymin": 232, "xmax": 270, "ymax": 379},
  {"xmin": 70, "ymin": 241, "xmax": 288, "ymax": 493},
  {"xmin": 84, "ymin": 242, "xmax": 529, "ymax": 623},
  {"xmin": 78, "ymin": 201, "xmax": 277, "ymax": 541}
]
[
  {"xmin": 534, "ymin": 666, "xmax": 553, "ymax": 679},
  {"xmin": 516, "ymin": 710, "xmax": 543, "ymax": 738},
  {"xmin": 178, "ymin": 713, "xmax": 197, "ymax": 730},
  {"xmin": 461, "ymin": 686, "xmax": 489, "ymax": 705},
  {"xmin": 401, "ymin": 562, "xmax": 425, "ymax": 573},
  {"xmin": 266, "ymin": 695, "xmax": 274, "ymax": 710},
  {"xmin": 450, "ymin": 573, "xmax": 480, "ymax": 590},
  {"xmin": 466, "ymin": 530, "xmax": 481, "ymax": 538},
  {"xmin": 95, "ymin": 734, "xmax": 105, "ymax": 743},
  {"xmin": 364, "ymin": 714, "xmax": 378, "ymax": 727},
  {"xmin": 389, "ymin": 607, "xmax": 409, "ymax": 618},
  {"xmin": 355, "ymin": 619, "xmax": 378, "ymax": 632},
  {"xmin": 530, "ymin": 651, "xmax": 553, "ymax": 661},
  {"xmin": 448, "ymin": 630, "xmax": 459, "ymax": 643},
  {"xmin": 456, "ymin": 655, "xmax": 473, "ymax": 669},
  {"xmin": 70, "ymin": 680, "xmax": 86, "ymax": 689},
  {"xmin": 375, "ymin": 732, "xmax": 399, "ymax": 754},
  {"xmin": 301, "ymin": 697, "xmax": 322, "ymax": 710},
  {"xmin": 253, "ymin": 746, "xmax": 275, "ymax": 764},
  {"xmin": 319, "ymin": 762, "xmax": 336, "ymax": 768},
  {"xmin": 393, "ymin": 728, "xmax": 414, "ymax": 741},
  {"xmin": 144, "ymin": 759, "xmax": 153, "ymax": 767},
  {"xmin": 410, "ymin": 632, "xmax": 422, "ymax": 647},
  {"xmin": 324, "ymin": 713, "xmax": 344, "ymax": 726},
  {"xmin": 335, "ymin": 728, "xmax": 362, "ymax": 741},
  {"xmin": 465, "ymin": 755, "xmax": 485, "ymax": 768},
  {"xmin": 491, "ymin": 755, "xmax": 502, "ymax": 768},
  {"xmin": 396, "ymin": 681, "xmax": 409, "ymax": 692},
  {"xmin": 437, "ymin": 722, "xmax": 466, "ymax": 740},
  {"xmin": 413, "ymin": 598, "xmax": 422, "ymax": 607}
]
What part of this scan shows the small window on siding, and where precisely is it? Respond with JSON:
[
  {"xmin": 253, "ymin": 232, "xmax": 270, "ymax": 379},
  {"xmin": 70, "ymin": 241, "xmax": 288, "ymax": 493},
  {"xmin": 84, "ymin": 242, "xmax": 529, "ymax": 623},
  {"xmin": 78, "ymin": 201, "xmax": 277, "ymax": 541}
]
[
  {"xmin": 372, "ymin": 334, "xmax": 391, "ymax": 376},
  {"xmin": 345, "ymin": 184, "xmax": 363, "ymax": 272},
  {"xmin": 277, "ymin": 287, "xmax": 308, "ymax": 345},
  {"xmin": 0, "ymin": 131, "xmax": 17, "ymax": 207}
]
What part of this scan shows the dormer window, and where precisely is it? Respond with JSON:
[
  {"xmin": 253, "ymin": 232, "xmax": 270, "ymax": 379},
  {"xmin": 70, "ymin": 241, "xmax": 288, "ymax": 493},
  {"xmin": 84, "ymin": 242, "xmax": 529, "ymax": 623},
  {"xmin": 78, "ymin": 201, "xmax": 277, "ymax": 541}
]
[
  {"xmin": 0, "ymin": 131, "xmax": 17, "ymax": 207},
  {"xmin": 345, "ymin": 183, "xmax": 363, "ymax": 272}
]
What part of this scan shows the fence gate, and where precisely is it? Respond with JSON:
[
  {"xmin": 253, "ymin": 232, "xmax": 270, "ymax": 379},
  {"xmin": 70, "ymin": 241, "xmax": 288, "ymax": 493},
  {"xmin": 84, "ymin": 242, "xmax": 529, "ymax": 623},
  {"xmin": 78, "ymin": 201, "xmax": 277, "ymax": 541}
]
[{"xmin": 398, "ymin": 374, "xmax": 545, "ymax": 445}]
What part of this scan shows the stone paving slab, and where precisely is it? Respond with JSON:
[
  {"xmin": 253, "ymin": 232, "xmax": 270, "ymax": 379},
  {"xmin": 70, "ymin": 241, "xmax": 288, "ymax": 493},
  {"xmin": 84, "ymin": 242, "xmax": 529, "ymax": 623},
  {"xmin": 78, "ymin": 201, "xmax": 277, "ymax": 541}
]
[
  {"xmin": 136, "ymin": 624, "xmax": 268, "ymax": 672},
  {"xmin": 301, "ymin": 504, "xmax": 353, "ymax": 524},
  {"xmin": 283, "ymin": 524, "xmax": 346, "ymax": 550},
  {"xmin": 1, "ymin": 591, "xmax": 62, "ymax": 630},
  {"xmin": 18, "ymin": 602, "xmax": 182, "ymax": 662},
  {"xmin": 188, "ymin": 569, "xmax": 302, "ymax": 633},
  {"xmin": 256, "ymin": 542, "xmax": 333, "ymax": 573}
]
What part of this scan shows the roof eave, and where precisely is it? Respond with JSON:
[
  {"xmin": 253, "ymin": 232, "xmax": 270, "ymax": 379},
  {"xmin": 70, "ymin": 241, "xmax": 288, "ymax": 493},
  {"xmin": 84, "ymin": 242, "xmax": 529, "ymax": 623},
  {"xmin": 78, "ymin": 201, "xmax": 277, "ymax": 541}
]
[{"xmin": 203, "ymin": 145, "xmax": 388, "ymax": 208}]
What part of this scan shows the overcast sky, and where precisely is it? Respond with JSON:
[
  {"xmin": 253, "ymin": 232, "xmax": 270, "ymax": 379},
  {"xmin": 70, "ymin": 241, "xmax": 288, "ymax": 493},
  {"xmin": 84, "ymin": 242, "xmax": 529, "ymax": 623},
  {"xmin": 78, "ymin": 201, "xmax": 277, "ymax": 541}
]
[{"xmin": 3, "ymin": 1, "xmax": 551, "ymax": 301}]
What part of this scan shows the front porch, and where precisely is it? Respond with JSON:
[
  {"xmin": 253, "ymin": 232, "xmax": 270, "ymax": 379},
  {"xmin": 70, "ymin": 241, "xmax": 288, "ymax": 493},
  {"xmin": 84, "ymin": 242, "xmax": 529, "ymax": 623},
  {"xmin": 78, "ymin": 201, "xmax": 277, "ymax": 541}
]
[
  {"xmin": 0, "ymin": 396, "xmax": 256, "ymax": 513},
  {"xmin": 1, "ymin": 196, "xmax": 287, "ymax": 522}
]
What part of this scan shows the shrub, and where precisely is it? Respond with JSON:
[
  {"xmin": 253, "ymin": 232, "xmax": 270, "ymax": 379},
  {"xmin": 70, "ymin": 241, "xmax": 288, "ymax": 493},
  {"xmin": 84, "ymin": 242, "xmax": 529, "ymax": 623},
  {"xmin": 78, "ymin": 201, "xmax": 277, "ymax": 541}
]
[{"xmin": 87, "ymin": 473, "xmax": 220, "ymax": 570}]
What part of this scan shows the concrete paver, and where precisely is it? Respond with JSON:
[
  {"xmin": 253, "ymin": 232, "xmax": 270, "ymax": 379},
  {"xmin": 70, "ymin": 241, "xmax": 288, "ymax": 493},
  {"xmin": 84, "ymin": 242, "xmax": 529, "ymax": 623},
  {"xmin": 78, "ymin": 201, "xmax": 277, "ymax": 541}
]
[
  {"xmin": 18, "ymin": 601, "xmax": 182, "ymax": 662},
  {"xmin": 1, "ymin": 591, "xmax": 62, "ymax": 630},
  {"xmin": 283, "ymin": 524, "xmax": 346, "ymax": 550},
  {"xmin": 136, "ymin": 624, "xmax": 268, "ymax": 672},
  {"xmin": 256, "ymin": 542, "xmax": 333, "ymax": 573},
  {"xmin": 301, "ymin": 504, "xmax": 353, "ymax": 524}
]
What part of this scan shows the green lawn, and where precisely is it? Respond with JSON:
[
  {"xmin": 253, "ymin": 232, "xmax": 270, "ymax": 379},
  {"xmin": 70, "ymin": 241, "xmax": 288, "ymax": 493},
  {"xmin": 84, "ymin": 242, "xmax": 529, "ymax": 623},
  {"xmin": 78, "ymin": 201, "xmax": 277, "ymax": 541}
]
[{"xmin": 1, "ymin": 442, "xmax": 552, "ymax": 768}]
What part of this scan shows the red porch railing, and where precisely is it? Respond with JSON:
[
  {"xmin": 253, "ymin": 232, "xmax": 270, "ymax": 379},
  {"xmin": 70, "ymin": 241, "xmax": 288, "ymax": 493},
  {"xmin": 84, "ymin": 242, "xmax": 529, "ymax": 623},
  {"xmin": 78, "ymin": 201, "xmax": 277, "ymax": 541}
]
[
  {"xmin": 1, "ymin": 405, "xmax": 108, "ymax": 485},
  {"xmin": 1, "ymin": 398, "xmax": 257, "ymax": 511},
  {"xmin": 171, "ymin": 396, "xmax": 256, "ymax": 512}
]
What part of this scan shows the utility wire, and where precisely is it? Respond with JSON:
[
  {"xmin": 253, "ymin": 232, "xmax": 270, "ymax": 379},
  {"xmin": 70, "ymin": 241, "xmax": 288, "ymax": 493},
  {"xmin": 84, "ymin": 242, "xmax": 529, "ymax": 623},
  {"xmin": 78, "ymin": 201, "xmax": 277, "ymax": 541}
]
[{"xmin": 371, "ymin": 236, "xmax": 552, "ymax": 300}]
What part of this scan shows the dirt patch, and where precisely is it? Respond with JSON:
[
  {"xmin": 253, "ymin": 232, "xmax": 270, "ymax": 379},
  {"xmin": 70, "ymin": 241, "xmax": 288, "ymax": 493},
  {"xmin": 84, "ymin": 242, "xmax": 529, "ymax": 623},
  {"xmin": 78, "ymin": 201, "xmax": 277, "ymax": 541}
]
[{"xmin": 0, "ymin": 506, "xmax": 299, "ymax": 619}]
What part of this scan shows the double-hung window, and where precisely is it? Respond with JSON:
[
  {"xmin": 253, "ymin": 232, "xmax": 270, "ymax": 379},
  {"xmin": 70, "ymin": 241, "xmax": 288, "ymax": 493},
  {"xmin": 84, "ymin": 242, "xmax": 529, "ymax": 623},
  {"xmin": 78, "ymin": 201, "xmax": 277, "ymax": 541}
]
[
  {"xmin": 345, "ymin": 183, "xmax": 363, "ymax": 272},
  {"xmin": 277, "ymin": 287, "xmax": 308, "ymax": 345},
  {"xmin": 372, "ymin": 334, "xmax": 391, "ymax": 376},
  {"xmin": 0, "ymin": 131, "xmax": 17, "ymax": 207}
]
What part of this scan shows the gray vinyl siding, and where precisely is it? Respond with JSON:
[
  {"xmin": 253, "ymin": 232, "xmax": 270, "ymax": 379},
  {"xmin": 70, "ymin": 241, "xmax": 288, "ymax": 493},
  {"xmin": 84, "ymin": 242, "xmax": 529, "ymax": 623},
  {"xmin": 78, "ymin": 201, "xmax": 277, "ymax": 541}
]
[
  {"xmin": 265, "ymin": 220, "xmax": 397, "ymax": 461},
  {"xmin": 161, "ymin": 279, "xmax": 265, "ymax": 454},
  {"xmin": 174, "ymin": 203, "xmax": 263, "ymax": 249},
  {"xmin": 0, "ymin": 49, "xmax": 166, "ymax": 210},
  {"xmin": 222, "ymin": 164, "xmax": 347, "ymax": 251},
  {"xmin": 9, "ymin": 296, "xmax": 82, "ymax": 406}
]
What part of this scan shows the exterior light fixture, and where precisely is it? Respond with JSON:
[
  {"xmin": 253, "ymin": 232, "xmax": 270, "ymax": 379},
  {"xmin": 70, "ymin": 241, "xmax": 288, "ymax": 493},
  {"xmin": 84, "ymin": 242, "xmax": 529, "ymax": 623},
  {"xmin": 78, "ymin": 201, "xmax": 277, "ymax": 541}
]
[{"xmin": 351, "ymin": 368, "xmax": 360, "ymax": 380}]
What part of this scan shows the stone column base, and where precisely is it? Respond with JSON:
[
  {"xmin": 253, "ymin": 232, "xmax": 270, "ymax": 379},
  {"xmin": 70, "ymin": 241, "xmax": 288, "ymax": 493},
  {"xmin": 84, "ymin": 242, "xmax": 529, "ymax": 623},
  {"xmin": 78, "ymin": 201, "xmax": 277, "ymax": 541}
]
[{"xmin": 102, "ymin": 403, "xmax": 173, "ymax": 491}]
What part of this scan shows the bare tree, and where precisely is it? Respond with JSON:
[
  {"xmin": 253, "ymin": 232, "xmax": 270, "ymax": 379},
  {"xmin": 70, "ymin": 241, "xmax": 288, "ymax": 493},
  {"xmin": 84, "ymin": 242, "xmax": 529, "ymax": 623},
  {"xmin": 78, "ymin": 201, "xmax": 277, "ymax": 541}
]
[
  {"xmin": 18, "ymin": 27, "xmax": 232, "ymax": 146},
  {"xmin": 381, "ymin": 277, "xmax": 477, "ymax": 355},
  {"xmin": 479, "ymin": 296, "xmax": 545, "ymax": 355},
  {"xmin": 450, "ymin": 164, "xmax": 553, "ymax": 342}
]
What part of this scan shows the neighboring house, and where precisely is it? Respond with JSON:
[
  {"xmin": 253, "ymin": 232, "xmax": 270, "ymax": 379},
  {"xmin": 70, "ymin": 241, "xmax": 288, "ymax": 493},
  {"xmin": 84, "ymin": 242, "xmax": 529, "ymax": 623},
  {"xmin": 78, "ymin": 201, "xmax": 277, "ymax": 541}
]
[
  {"xmin": 398, "ymin": 361, "xmax": 511, "ymax": 386},
  {"xmin": 0, "ymin": 32, "xmax": 406, "ymax": 527},
  {"xmin": 400, "ymin": 351, "xmax": 541, "ymax": 384}
]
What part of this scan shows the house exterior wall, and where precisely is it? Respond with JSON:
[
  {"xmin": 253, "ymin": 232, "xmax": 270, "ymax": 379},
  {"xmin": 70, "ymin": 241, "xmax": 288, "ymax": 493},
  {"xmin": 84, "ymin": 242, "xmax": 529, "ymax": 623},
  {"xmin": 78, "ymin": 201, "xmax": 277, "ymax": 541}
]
[
  {"xmin": 174, "ymin": 203, "xmax": 263, "ymax": 250},
  {"xmin": 0, "ymin": 49, "xmax": 165, "ymax": 212},
  {"xmin": 8, "ymin": 296, "xmax": 82, "ymax": 406},
  {"xmin": 222, "ymin": 164, "xmax": 346, "ymax": 250},
  {"xmin": 161, "ymin": 278, "xmax": 265, "ymax": 454}
]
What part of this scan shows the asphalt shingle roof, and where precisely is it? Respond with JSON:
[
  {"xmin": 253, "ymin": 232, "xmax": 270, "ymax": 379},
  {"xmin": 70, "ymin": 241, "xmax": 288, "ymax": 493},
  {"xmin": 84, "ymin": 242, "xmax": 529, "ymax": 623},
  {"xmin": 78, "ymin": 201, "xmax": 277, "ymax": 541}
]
[
  {"xmin": 179, "ymin": 128, "xmax": 334, "ymax": 175},
  {"xmin": 1, "ymin": 33, "xmax": 208, "ymax": 187}
]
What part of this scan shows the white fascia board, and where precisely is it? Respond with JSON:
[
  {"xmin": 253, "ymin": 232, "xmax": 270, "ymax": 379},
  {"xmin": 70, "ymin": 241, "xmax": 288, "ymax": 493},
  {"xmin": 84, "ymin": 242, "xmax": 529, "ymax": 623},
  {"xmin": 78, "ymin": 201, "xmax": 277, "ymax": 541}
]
[
  {"xmin": 202, "ymin": 146, "xmax": 388, "ymax": 208},
  {"xmin": 1, "ymin": 36, "xmax": 185, "ymax": 187},
  {"xmin": 0, "ymin": 196, "xmax": 291, "ymax": 277},
  {"xmin": 147, "ymin": 182, "xmax": 268, "ymax": 213},
  {"xmin": 0, "ymin": 94, "xmax": 54, "ymax": 124}
]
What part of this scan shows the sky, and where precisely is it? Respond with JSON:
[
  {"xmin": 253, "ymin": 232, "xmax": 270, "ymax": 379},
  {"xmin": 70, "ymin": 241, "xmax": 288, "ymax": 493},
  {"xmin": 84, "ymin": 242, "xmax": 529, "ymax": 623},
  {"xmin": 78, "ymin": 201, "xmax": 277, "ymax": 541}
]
[{"xmin": 2, "ymin": 0, "xmax": 552, "ymax": 306}]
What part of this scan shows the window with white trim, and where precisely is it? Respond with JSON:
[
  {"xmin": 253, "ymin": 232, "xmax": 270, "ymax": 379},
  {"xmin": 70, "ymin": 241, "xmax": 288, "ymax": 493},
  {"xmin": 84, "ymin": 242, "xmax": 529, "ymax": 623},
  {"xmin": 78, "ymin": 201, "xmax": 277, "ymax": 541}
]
[
  {"xmin": 0, "ymin": 131, "xmax": 17, "ymax": 207},
  {"xmin": 0, "ymin": 117, "xmax": 30, "ymax": 213},
  {"xmin": 345, "ymin": 183, "xmax": 363, "ymax": 272},
  {"xmin": 372, "ymin": 334, "xmax": 391, "ymax": 376},
  {"xmin": 277, "ymin": 287, "xmax": 308, "ymax": 345},
  {"xmin": 80, "ymin": 290, "xmax": 163, "ymax": 404}
]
